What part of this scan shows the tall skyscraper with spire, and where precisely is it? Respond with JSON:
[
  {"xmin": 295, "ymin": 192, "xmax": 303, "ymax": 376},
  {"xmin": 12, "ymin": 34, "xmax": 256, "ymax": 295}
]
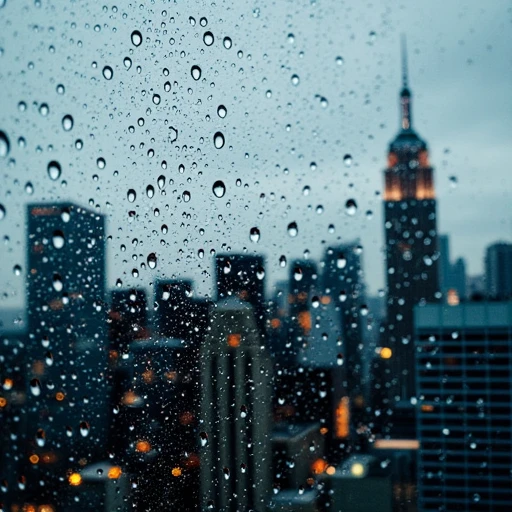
[{"xmin": 383, "ymin": 39, "xmax": 439, "ymax": 401}]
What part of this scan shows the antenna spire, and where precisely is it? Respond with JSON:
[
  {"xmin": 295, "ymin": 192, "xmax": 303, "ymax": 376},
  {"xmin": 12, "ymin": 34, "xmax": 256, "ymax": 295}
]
[
  {"xmin": 401, "ymin": 34, "xmax": 408, "ymax": 89},
  {"xmin": 399, "ymin": 35, "xmax": 412, "ymax": 130}
]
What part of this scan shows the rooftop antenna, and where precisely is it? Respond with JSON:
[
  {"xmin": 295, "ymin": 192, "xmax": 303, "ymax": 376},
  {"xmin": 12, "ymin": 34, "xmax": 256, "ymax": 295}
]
[{"xmin": 401, "ymin": 33, "xmax": 408, "ymax": 89}]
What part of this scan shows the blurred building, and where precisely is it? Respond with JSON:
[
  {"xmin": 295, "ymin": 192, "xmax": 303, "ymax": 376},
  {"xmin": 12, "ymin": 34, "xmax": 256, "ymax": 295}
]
[
  {"xmin": 23, "ymin": 203, "xmax": 109, "ymax": 509},
  {"xmin": 415, "ymin": 301, "xmax": 512, "ymax": 511},
  {"xmin": 322, "ymin": 244, "xmax": 366, "ymax": 409},
  {"xmin": 215, "ymin": 254, "xmax": 267, "ymax": 336},
  {"xmin": 0, "ymin": 309, "xmax": 27, "ymax": 511},
  {"xmin": 154, "ymin": 279, "xmax": 209, "ymax": 342},
  {"xmin": 109, "ymin": 288, "xmax": 149, "ymax": 353},
  {"xmin": 200, "ymin": 297, "xmax": 272, "ymax": 511},
  {"xmin": 438, "ymin": 234, "xmax": 467, "ymax": 304},
  {"xmin": 324, "ymin": 454, "xmax": 394, "ymax": 512},
  {"xmin": 382, "ymin": 47, "xmax": 439, "ymax": 401},
  {"xmin": 120, "ymin": 337, "xmax": 201, "ymax": 511},
  {"xmin": 485, "ymin": 241, "xmax": 512, "ymax": 300}
]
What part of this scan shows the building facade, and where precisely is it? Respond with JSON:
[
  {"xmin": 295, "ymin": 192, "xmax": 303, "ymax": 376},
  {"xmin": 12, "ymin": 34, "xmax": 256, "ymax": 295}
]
[
  {"xmin": 200, "ymin": 298, "xmax": 273, "ymax": 511},
  {"xmin": 415, "ymin": 301, "xmax": 512, "ymax": 511},
  {"xmin": 383, "ymin": 49, "xmax": 439, "ymax": 400}
]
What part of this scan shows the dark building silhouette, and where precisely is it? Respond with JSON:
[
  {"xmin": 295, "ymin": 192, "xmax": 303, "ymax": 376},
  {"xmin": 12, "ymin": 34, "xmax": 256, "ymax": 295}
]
[
  {"xmin": 24, "ymin": 203, "xmax": 109, "ymax": 509},
  {"xmin": 438, "ymin": 234, "xmax": 467, "ymax": 304},
  {"xmin": 0, "ymin": 310, "xmax": 27, "ymax": 511},
  {"xmin": 383, "ymin": 43, "xmax": 439, "ymax": 400},
  {"xmin": 109, "ymin": 288, "xmax": 149, "ymax": 352},
  {"xmin": 200, "ymin": 297, "xmax": 272, "ymax": 511},
  {"xmin": 122, "ymin": 338, "xmax": 201, "ymax": 511},
  {"xmin": 485, "ymin": 241, "xmax": 512, "ymax": 300},
  {"xmin": 215, "ymin": 254, "xmax": 267, "ymax": 336},
  {"xmin": 154, "ymin": 279, "xmax": 209, "ymax": 342},
  {"xmin": 322, "ymin": 244, "xmax": 366, "ymax": 400},
  {"xmin": 415, "ymin": 301, "xmax": 512, "ymax": 511}
]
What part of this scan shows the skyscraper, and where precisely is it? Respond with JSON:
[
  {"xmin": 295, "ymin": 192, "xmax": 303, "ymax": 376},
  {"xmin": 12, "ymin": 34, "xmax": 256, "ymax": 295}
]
[
  {"xmin": 485, "ymin": 241, "xmax": 512, "ymax": 300},
  {"xmin": 24, "ymin": 203, "xmax": 109, "ymax": 507},
  {"xmin": 415, "ymin": 301, "xmax": 512, "ymax": 511},
  {"xmin": 200, "ymin": 297, "xmax": 272, "ymax": 511},
  {"xmin": 215, "ymin": 254, "xmax": 267, "ymax": 336},
  {"xmin": 383, "ymin": 41, "xmax": 439, "ymax": 400}
]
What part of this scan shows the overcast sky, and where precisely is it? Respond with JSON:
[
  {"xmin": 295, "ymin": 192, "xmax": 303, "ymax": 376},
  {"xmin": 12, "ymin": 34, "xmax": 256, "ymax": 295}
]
[{"xmin": 1, "ymin": 0, "xmax": 511, "ymax": 310}]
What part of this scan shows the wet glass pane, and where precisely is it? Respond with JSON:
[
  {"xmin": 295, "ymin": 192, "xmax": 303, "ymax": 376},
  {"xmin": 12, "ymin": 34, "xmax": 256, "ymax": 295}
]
[{"xmin": 0, "ymin": 1, "xmax": 511, "ymax": 511}]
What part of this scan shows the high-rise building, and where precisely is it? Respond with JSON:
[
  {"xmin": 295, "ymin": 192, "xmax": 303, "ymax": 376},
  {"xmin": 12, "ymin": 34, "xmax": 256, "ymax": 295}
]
[
  {"xmin": 200, "ymin": 297, "xmax": 273, "ymax": 511},
  {"xmin": 322, "ymin": 244, "xmax": 366, "ymax": 398},
  {"xmin": 0, "ymin": 309, "xmax": 27, "ymax": 511},
  {"xmin": 415, "ymin": 301, "xmax": 512, "ymax": 511},
  {"xmin": 485, "ymin": 241, "xmax": 512, "ymax": 300},
  {"xmin": 24, "ymin": 203, "xmax": 109, "ymax": 508},
  {"xmin": 109, "ymin": 288, "xmax": 149, "ymax": 352},
  {"xmin": 215, "ymin": 254, "xmax": 267, "ymax": 336},
  {"xmin": 383, "ymin": 43, "xmax": 439, "ymax": 400},
  {"xmin": 438, "ymin": 234, "xmax": 467, "ymax": 304}
]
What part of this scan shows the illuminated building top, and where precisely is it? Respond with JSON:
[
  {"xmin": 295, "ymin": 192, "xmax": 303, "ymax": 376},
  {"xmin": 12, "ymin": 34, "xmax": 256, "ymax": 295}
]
[{"xmin": 384, "ymin": 37, "xmax": 435, "ymax": 202}]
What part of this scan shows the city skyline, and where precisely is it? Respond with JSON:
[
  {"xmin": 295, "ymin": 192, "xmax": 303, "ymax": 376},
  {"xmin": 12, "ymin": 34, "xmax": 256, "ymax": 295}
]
[{"xmin": 0, "ymin": 0, "xmax": 511, "ymax": 309}]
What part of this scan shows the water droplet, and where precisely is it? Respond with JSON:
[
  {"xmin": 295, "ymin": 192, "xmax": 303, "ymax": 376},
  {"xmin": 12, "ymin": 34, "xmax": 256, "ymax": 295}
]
[
  {"xmin": 0, "ymin": 205, "xmax": 5, "ymax": 220},
  {"xmin": 256, "ymin": 266, "xmax": 265, "ymax": 280},
  {"xmin": 449, "ymin": 175, "xmax": 458, "ymax": 188},
  {"xmin": 75, "ymin": 139, "xmax": 83, "ymax": 150},
  {"xmin": 152, "ymin": 94, "xmax": 161, "ymax": 105},
  {"xmin": 127, "ymin": 189, "xmax": 136, "ymax": 203},
  {"xmin": 213, "ymin": 131, "xmax": 225, "ymax": 149},
  {"xmin": 249, "ymin": 227, "xmax": 260, "ymax": 243},
  {"xmin": 39, "ymin": 103, "xmax": 49, "ymax": 116},
  {"xmin": 123, "ymin": 57, "xmax": 132, "ymax": 69},
  {"xmin": 336, "ymin": 56, "xmax": 344, "ymax": 66},
  {"xmin": 339, "ymin": 291, "xmax": 347, "ymax": 302},
  {"xmin": 0, "ymin": 131, "xmax": 10, "ymax": 158},
  {"xmin": 240, "ymin": 405, "xmax": 248, "ymax": 418},
  {"xmin": 79, "ymin": 421, "xmax": 90, "ymax": 437},
  {"xmin": 291, "ymin": 74, "xmax": 300, "ymax": 86},
  {"xmin": 131, "ymin": 30, "xmax": 142, "ymax": 47},
  {"xmin": 287, "ymin": 222, "xmax": 298, "ymax": 237},
  {"xmin": 47, "ymin": 160, "xmax": 61, "ymax": 181},
  {"xmin": 146, "ymin": 185, "xmax": 154, "ymax": 198},
  {"xmin": 62, "ymin": 115, "xmax": 73, "ymax": 131},
  {"xmin": 25, "ymin": 181, "xmax": 34, "ymax": 195},
  {"xmin": 336, "ymin": 253, "xmax": 347, "ymax": 269},
  {"xmin": 30, "ymin": 378, "xmax": 41, "ymax": 396},
  {"xmin": 52, "ymin": 230, "xmax": 65, "ymax": 249},
  {"xmin": 200, "ymin": 432, "xmax": 208, "ymax": 447},
  {"xmin": 369, "ymin": 31, "xmax": 377, "ymax": 43},
  {"xmin": 56, "ymin": 84, "xmax": 65, "ymax": 95},
  {"xmin": 147, "ymin": 253, "xmax": 157, "ymax": 269},
  {"xmin": 345, "ymin": 199, "xmax": 357, "ymax": 216},
  {"xmin": 200, "ymin": 17, "xmax": 208, "ymax": 27},
  {"xmin": 311, "ymin": 296, "xmax": 320, "ymax": 308},
  {"xmin": 97, "ymin": 157, "xmax": 106, "ymax": 169},
  {"xmin": 191, "ymin": 65, "xmax": 202, "ymax": 80},
  {"xmin": 337, "ymin": 354, "xmax": 344, "ymax": 366},
  {"xmin": 360, "ymin": 304, "xmax": 369, "ymax": 316},
  {"xmin": 212, "ymin": 180, "xmax": 226, "ymax": 198},
  {"xmin": 223, "ymin": 467, "xmax": 230, "ymax": 480},
  {"xmin": 223, "ymin": 37, "xmax": 232, "ymax": 49},
  {"xmin": 157, "ymin": 175, "xmax": 166, "ymax": 189},
  {"xmin": 217, "ymin": 105, "xmax": 227, "ymax": 118},
  {"xmin": 36, "ymin": 429, "xmax": 46, "ymax": 447},
  {"xmin": 302, "ymin": 186, "xmax": 310, "ymax": 196},
  {"xmin": 343, "ymin": 154, "xmax": 352, "ymax": 167},
  {"xmin": 189, "ymin": 16, "xmax": 196, "ymax": 26},
  {"xmin": 102, "ymin": 66, "xmax": 113, "ymax": 80},
  {"xmin": 279, "ymin": 255, "xmax": 287, "ymax": 268},
  {"xmin": 182, "ymin": 191, "xmax": 191, "ymax": 202},
  {"xmin": 287, "ymin": 33, "xmax": 295, "ymax": 44},
  {"xmin": 203, "ymin": 31, "xmax": 214, "ymax": 46},
  {"xmin": 293, "ymin": 265, "xmax": 303, "ymax": 281},
  {"xmin": 13, "ymin": 264, "xmax": 22, "ymax": 276}
]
